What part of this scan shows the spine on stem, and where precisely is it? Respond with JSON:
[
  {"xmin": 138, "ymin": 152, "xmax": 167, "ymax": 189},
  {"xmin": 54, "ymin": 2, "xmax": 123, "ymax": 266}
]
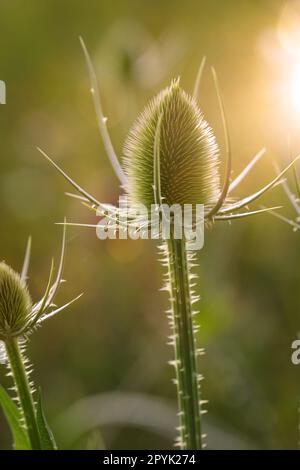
[
  {"xmin": 162, "ymin": 235, "xmax": 204, "ymax": 450},
  {"xmin": 5, "ymin": 338, "xmax": 41, "ymax": 450}
]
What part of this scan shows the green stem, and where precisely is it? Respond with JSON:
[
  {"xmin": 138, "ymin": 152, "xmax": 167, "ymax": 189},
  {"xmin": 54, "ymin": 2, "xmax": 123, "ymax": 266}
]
[
  {"xmin": 5, "ymin": 338, "xmax": 41, "ymax": 450},
  {"xmin": 166, "ymin": 236, "xmax": 202, "ymax": 450}
]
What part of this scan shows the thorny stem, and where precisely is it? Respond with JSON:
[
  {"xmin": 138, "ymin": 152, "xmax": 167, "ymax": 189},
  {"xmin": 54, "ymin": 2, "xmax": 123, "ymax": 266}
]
[
  {"xmin": 165, "ymin": 235, "xmax": 203, "ymax": 450},
  {"xmin": 5, "ymin": 338, "xmax": 41, "ymax": 450}
]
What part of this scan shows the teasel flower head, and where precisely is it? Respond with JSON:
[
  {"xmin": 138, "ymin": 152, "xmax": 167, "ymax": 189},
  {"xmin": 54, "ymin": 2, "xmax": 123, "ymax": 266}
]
[
  {"xmin": 38, "ymin": 38, "xmax": 300, "ymax": 233},
  {"xmin": 0, "ymin": 225, "xmax": 82, "ymax": 344},
  {"xmin": 123, "ymin": 78, "xmax": 220, "ymax": 209}
]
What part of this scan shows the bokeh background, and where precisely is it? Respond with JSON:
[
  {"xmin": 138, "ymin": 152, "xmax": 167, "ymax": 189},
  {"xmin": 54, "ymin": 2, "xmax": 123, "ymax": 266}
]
[{"xmin": 1, "ymin": 0, "xmax": 300, "ymax": 449}]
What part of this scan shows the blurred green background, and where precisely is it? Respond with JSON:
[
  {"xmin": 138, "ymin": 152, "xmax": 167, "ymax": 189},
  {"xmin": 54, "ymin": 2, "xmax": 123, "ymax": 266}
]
[{"xmin": 1, "ymin": 0, "xmax": 300, "ymax": 449}]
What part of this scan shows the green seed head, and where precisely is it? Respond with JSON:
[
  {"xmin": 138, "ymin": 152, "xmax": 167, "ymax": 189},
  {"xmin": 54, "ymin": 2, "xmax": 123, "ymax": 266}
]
[
  {"xmin": 123, "ymin": 79, "xmax": 221, "ymax": 209},
  {"xmin": 0, "ymin": 262, "xmax": 32, "ymax": 340}
]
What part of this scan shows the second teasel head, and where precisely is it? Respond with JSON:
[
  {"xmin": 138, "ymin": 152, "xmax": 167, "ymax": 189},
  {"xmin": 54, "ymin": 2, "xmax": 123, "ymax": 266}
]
[
  {"xmin": 0, "ymin": 228, "xmax": 82, "ymax": 343},
  {"xmin": 0, "ymin": 262, "xmax": 32, "ymax": 340}
]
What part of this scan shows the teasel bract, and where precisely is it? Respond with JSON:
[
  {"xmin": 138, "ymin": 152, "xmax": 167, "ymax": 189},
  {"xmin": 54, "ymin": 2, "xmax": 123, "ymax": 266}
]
[
  {"xmin": 39, "ymin": 38, "xmax": 300, "ymax": 449},
  {"xmin": 270, "ymin": 151, "xmax": 300, "ymax": 231},
  {"xmin": 0, "ymin": 226, "xmax": 82, "ymax": 449}
]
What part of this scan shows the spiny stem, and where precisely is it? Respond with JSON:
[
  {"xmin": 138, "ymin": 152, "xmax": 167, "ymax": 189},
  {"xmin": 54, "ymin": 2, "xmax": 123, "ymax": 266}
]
[
  {"xmin": 5, "ymin": 338, "xmax": 41, "ymax": 450},
  {"xmin": 165, "ymin": 235, "xmax": 202, "ymax": 449}
]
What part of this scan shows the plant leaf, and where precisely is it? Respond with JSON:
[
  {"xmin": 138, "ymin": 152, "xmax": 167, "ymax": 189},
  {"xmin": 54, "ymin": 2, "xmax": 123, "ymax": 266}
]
[
  {"xmin": 219, "ymin": 154, "xmax": 300, "ymax": 214},
  {"xmin": 228, "ymin": 147, "xmax": 266, "ymax": 194},
  {"xmin": 153, "ymin": 113, "xmax": 163, "ymax": 207},
  {"xmin": 214, "ymin": 205, "xmax": 282, "ymax": 221},
  {"xmin": 20, "ymin": 236, "xmax": 32, "ymax": 284},
  {"xmin": 0, "ymin": 384, "xmax": 30, "ymax": 449},
  {"xmin": 36, "ymin": 388, "xmax": 57, "ymax": 450},
  {"xmin": 37, "ymin": 147, "xmax": 102, "ymax": 208},
  {"xmin": 193, "ymin": 56, "xmax": 206, "ymax": 101},
  {"xmin": 79, "ymin": 36, "xmax": 127, "ymax": 188},
  {"xmin": 205, "ymin": 67, "xmax": 231, "ymax": 218}
]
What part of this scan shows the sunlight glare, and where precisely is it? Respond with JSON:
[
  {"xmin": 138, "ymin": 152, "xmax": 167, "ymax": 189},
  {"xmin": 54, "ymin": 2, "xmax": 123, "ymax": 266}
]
[
  {"xmin": 278, "ymin": 0, "xmax": 300, "ymax": 56},
  {"xmin": 290, "ymin": 64, "xmax": 300, "ymax": 114}
]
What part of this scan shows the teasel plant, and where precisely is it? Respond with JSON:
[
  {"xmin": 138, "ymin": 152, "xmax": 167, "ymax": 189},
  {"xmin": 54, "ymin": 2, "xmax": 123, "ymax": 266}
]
[
  {"xmin": 0, "ymin": 225, "xmax": 82, "ymax": 450},
  {"xmin": 38, "ymin": 38, "xmax": 300, "ymax": 450}
]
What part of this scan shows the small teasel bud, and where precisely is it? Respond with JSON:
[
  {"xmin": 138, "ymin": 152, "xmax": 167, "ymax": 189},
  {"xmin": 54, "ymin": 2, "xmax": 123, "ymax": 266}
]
[
  {"xmin": 0, "ymin": 262, "xmax": 32, "ymax": 340},
  {"xmin": 0, "ymin": 231, "xmax": 80, "ymax": 450},
  {"xmin": 123, "ymin": 78, "xmax": 221, "ymax": 209}
]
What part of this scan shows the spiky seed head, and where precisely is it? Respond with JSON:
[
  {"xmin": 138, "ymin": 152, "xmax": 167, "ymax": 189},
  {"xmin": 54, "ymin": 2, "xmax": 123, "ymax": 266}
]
[
  {"xmin": 0, "ymin": 262, "xmax": 32, "ymax": 340},
  {"xmin": 123, "ymin": 79, "xmax": 221, "ymax": 209}
]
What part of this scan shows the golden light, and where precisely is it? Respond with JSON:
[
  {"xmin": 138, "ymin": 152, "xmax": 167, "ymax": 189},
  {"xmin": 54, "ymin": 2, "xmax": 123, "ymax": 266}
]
[
  {"xmin": 290, "ymin": 64, "xmax": 300, "ymax": 114},
  {"xmin": 278, "ymin": 0, "xmax": 300, "ymax": 56},
  {"xmin": 278, "ymin": 1, "xmax": 300, "ymax": 117}
]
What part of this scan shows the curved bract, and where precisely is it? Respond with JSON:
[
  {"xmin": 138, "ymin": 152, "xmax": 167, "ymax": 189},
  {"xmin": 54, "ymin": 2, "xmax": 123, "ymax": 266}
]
[{"xmin": 123, "ymin": 79, "xmax": 221, "ymax": 209}]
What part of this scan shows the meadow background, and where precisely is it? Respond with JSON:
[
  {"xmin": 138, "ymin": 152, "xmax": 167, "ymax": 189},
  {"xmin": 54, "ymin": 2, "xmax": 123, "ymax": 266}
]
[{"xmin": 0, "ymin": 0, "xmax": 300, "ymax": 449}]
